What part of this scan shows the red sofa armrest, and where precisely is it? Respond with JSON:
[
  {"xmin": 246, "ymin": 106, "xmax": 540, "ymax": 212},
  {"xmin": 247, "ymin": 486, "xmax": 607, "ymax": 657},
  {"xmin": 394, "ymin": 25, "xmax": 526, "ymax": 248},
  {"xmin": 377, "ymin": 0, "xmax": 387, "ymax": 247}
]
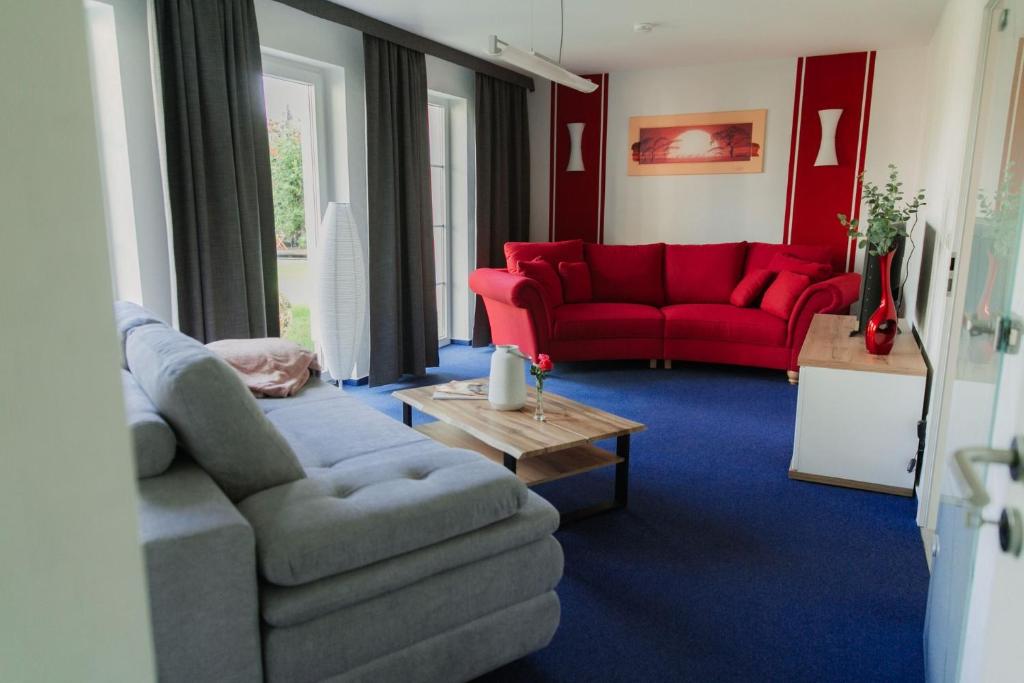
[
  {"xmin": 786, "ymin": 272, "xmax": 861, "ymax": 371},
  {"xmin": 469, "ymin": 268, "xmax": 552, "ymax": 359}
]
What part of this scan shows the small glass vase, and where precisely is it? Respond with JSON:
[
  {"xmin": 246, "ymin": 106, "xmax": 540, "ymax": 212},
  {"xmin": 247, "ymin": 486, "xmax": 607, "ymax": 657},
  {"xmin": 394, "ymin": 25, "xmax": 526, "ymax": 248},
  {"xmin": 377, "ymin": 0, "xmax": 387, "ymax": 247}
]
[{"xmin": 534, "ymin": 385, "xmax": 546, "ymax": 421}]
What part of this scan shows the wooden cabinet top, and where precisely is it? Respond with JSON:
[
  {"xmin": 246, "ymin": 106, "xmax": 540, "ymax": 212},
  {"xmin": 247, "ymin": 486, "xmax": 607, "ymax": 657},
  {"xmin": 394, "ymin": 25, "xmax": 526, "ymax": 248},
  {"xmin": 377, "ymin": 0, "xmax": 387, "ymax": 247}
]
[{"xmin": 797, "ymin": 314, "xmax": 927, "ymax": 377}]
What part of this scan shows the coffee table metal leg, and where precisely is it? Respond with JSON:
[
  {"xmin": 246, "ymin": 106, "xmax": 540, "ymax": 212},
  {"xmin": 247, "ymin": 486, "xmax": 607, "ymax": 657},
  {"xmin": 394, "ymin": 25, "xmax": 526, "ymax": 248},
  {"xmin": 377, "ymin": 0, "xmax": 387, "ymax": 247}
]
[
  {"xmin": 615, "ymin": 434, "xmax": 630, "ymax": 507},
  {"xmin": 402, "ymin": 403, "xmax": 412, "ymax": 427},
  {"xmin": 503, "ymin": 453, "xmax": 517, "ymax": 473},
  {"xmin": 558, "ymin": 434, "xmax": 631, "ymax": 527}
]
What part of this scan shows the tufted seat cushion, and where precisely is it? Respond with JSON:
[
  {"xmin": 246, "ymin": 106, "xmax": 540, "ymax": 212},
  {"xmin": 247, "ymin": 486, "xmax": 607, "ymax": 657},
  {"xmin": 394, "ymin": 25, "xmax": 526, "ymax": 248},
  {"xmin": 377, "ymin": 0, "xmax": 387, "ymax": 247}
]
[
  {"xmin": 261, "ymin": 385, "xmax": 429, "ymax": 471},
  {"xmin": 553, "ymin": 303, "xmax": 664, "ymax": 340},
  {"xmin": 662, "ymin": 304, "xmax": 787, "ymax": 346},
  {"xmin": 238, "ymin": 439, "xmax": 528, "ymax": 586}
]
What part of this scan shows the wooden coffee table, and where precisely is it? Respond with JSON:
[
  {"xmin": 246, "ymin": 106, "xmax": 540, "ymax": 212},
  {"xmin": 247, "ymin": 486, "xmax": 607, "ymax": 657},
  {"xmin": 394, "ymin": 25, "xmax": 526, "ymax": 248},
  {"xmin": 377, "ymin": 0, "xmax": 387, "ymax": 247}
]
[{"xmin": 392, "ymin": 380, "xmax": 645, "ymax": 523}]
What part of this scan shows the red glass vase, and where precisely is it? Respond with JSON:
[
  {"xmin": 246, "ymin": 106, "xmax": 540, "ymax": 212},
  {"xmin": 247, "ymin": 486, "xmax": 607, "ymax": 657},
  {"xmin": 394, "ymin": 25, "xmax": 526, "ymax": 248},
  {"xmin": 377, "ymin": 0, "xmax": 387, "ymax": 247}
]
[{"xmin": 865, "ymin": 250, "xmax": 898, "ymax": 355}]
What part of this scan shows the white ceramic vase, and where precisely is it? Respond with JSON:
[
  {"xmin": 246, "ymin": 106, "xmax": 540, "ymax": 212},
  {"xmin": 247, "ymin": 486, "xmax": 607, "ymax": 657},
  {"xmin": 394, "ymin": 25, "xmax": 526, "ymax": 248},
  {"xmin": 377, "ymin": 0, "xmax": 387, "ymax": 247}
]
[{"xmin": 488, "ymin": 345, "xmax": 527, "ymax": 410}]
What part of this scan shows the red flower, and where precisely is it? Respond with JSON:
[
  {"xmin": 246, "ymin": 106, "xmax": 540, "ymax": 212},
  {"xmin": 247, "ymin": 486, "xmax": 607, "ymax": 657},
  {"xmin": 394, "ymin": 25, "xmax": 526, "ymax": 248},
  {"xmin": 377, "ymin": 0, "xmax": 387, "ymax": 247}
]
[{"xmin": 534, "ymin": 354, "xmax": 553, "ymax": 373}]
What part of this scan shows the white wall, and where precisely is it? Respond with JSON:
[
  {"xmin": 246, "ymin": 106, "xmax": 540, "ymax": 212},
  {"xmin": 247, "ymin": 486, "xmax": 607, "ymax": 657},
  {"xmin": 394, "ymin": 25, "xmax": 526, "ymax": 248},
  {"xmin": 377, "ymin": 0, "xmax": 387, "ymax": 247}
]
[
  {"xmin": 92, "ymin": 0, "xmax": 175, "ymax": 322},
  {"xmin": 528, "ymin": 82, "xmax": 552, "ymax": 242},
  {"xmin": 914, "ymin": 0, "xmax": 987, "ymax": 530},
  {"xmin": 529, "ymin": 49, "xmax": 929, "ymax": 253},
  {"xmin": 603, "ymin": 57, "xmax": 798, "ymax": 245},
  {"xmin": 0, "ymin": 2, "xmax": 155, "ymax": 681},
  {"xmin": 858, "ymin": 48, "xmax": 929, "ymax": 284}
]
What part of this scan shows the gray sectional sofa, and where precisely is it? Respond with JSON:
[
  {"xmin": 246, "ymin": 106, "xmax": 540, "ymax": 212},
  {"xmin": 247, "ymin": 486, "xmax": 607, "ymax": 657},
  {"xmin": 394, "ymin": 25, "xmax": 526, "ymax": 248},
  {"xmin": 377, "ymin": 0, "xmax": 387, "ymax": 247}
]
[{"xmin": 115, "ymin": 302, "xmax": 563, "ymax": 682}]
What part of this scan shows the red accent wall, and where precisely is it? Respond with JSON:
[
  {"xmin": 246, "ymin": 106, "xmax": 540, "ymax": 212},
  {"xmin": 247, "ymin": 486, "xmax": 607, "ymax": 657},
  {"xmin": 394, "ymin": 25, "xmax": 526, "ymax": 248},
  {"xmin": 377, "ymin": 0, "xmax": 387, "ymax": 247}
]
[
  {"xmin": 548, "ymin": 74, "xmax": 609, "ymax": 243},
  {"xmin": 783, "ymin": 52, "xmax": 876, "ymax": 272}
]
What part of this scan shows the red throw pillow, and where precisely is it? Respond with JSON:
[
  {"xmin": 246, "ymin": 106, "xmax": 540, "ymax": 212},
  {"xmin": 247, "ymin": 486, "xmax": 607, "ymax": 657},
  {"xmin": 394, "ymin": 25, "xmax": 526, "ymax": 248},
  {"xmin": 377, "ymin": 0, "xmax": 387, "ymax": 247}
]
[
  {"xmin": 557, "ymin": 261, "xmax": 593, "ymax": 303},
  {"xmin": 768, "ymin": 253, "xmax": 833, "ymax": 282},
  {"xmin": 504, "ymin": 239, "xmax": 584, "ymax": 272},
  {"xmin": 515, "ymin": 257, "xmax": 563, "ymax": 307},
  {"xmin": 760, "ymin": 271, "xmax": 812, "ymax": 319},
  {"xmin": 730, "ymin": 269, "xmax": 776, "ymax": 307}
]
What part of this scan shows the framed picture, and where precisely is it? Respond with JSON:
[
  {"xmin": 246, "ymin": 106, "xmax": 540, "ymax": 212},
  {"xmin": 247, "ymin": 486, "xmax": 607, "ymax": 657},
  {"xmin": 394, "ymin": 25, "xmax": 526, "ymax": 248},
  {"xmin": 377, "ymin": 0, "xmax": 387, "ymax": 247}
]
[{"xmin": 628, "ymin": 109, "xmax": 767, "ymax": 176}]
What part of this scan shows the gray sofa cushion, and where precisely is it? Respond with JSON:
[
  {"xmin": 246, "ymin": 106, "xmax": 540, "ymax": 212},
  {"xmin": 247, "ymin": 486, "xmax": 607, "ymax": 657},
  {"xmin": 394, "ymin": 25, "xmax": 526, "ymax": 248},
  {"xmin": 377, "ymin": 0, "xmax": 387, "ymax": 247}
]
[
  {"xmin": 126, "ymin": 324, "xmax": 305, "ymax": 502},
  {"xmin": 262, "ymin": 537, "xmax": 563, "ymax": 683},
  {"xmin": 114, "ymin": 300, "xmax": 166, "ymax": 367},
  {"xmin": 327, "ymin": 592, "xmax": 560, "ymax": 683},
  {"xmin": 121, "ymin": 369, "xmax": 176, "ymax": 478},
  {"xmin": 263, "ymin": 390, "xmax": 429, "ymax": 472},
  {"xmin": 261, "ymin": 491, "xmax": 560, "ymax": 627},
  {"xmin": 238, "ymin": 439, "xmax": 529, "ymax": 586}
]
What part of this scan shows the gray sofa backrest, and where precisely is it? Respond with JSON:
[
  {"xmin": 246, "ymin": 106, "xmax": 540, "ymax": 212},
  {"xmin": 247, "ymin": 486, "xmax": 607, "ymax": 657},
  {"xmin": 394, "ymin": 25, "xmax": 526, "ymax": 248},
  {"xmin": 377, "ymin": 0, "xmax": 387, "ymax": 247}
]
[{"xmin": 124, "ymin": 320, "xmax": 306, "ymax": 502}]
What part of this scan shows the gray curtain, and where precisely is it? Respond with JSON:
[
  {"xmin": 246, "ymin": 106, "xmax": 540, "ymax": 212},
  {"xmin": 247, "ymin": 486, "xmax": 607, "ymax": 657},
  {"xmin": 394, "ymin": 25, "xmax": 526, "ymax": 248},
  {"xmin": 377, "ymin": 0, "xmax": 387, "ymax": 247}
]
[
  {"xmin": 363, "ymin": 35, "xmax": 438, "ymax": 386},
  {"xmin": 472, "ymin": 73, "xmax": 531, "ymax": 347},
  {"xmin": 153, "ymin": 0, "xmax": 279, "ymax": 343}
]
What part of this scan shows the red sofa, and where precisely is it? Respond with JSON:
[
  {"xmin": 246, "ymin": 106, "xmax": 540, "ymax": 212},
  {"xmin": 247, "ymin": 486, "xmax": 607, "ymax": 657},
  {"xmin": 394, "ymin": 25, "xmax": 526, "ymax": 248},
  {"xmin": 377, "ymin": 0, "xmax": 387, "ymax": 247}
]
[{"xmin": 469, "ymin": 240, "xmax": 860, "ymax": 380}]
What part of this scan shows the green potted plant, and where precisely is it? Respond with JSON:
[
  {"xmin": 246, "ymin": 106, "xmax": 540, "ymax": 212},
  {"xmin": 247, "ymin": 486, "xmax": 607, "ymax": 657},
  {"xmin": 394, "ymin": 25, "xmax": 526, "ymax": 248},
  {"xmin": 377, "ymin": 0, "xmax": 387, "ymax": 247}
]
[{"xmin": 837, "ymin": 164, "xmax": 925, "ymax": 355}]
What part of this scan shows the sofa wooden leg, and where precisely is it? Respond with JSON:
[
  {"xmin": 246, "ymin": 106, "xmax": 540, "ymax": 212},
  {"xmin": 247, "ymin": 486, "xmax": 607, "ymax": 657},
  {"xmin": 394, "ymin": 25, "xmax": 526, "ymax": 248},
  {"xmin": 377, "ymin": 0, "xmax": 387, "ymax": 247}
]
[
  {"xmin": 649, "ymin": 359, "xmax": 658, "ymax": 369},
  {"xmin": 787, "ymin": 370, "xmax": 799, "ymax": 385},
  {"xmin": 664, "ymin": 359, "xmax": 673, "ymax": 370}
]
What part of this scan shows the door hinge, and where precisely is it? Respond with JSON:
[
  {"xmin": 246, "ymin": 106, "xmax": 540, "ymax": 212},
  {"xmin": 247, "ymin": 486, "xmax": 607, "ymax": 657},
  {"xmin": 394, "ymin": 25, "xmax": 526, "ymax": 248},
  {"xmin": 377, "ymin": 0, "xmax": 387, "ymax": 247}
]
[{"xmin": 1000, "ymin": 8, "xmax": 1010, "ymax": 31}]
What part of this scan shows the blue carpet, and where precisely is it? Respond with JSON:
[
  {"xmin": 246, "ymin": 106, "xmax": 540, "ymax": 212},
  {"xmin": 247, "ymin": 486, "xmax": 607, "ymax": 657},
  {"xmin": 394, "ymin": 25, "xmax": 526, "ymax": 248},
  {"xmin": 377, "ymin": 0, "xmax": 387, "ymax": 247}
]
[{"xmin": 346, "ymin": 345, "xmax": 929, "ymax": 682}]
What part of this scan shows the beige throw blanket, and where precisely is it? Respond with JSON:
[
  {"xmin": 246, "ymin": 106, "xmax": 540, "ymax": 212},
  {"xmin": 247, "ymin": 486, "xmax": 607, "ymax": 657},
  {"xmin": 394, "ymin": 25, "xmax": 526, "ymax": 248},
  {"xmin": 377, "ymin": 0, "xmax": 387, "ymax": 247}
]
[{"xmin": 207, "ymin": 338, "xmax": 321, "ymax": 398}]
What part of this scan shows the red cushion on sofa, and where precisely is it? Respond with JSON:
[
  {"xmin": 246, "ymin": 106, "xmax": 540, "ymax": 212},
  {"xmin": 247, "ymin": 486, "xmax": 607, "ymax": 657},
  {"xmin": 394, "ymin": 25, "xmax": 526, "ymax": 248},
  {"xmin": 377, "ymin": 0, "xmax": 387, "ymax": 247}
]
[
  {"xmin": 767, "ymin": 253, "xmax": 833, "ymax": 282},
  {"xmin": 515, "ymin": 257, "xmax": 563, "ymax": 307},
  {"xmin": 730, "ymin": 269, "xmax": 776, "ymax": 307},
  {"xmin": 760, "ymin": 271, "xmax": 812, "ymax": 319},
  {"xmin": 557, "ymin": 261, "xmax": 592, "ymax": 303},
  {"xmin": 665, "ymin": 242, "xmax": 747, "ymax": 304},
  {"xmin": 662, "ymin": 304, "xmax": 787, "ymax": 346},
  {"xmin": 744, "ymin": 243, "xmax": 833, "ymax": 275},
  {"xmin": 504, "ymin": 239, "xmax": 584, "ymax": 272},
  {"xmin": 584, "ymin": 243, "xmax": 665, "ymax": 306},
  {"xmin": 552, "ymin": 303, "xmax": 664, "ymax": 340}
]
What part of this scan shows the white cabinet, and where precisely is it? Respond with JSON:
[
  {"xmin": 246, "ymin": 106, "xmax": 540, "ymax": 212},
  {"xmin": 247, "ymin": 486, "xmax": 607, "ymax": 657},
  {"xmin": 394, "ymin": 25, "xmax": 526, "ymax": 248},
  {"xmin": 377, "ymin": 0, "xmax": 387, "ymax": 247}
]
[{"xmin": 790, "ymin": 315, "xmax": 927, "ymax": 496}]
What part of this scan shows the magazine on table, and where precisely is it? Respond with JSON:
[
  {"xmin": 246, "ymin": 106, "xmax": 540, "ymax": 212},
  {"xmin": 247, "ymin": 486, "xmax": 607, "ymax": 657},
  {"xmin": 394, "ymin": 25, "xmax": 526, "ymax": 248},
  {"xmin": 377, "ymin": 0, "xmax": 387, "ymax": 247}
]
[{"xmin": 432, "ymin": 380, "xmax": 488, "ymax": 400}]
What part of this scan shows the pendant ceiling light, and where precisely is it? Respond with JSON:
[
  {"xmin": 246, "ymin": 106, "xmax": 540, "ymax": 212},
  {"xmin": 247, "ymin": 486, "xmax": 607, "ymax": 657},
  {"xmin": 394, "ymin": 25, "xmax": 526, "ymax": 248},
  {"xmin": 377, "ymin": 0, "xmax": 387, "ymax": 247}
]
[{"xmin": 486, "ymin": 1, "xmax": 597, "ymax": 94}]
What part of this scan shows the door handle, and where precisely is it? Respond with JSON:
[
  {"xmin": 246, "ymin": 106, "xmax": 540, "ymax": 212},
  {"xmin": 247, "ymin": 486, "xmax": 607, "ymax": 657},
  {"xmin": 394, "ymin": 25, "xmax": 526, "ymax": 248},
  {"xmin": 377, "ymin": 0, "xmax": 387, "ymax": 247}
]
[{"xmin": 953, "ymin": 436, "xmax": 1022, "ymax": 507}]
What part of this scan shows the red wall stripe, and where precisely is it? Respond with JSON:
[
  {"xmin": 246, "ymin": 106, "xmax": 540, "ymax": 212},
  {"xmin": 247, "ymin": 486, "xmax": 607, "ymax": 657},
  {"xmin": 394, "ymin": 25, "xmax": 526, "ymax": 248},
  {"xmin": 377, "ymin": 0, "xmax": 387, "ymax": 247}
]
[
  {"xmin": 547, "ymin": 74, "xmax": 608, "ymax": 244},
  {"xmin": 547, "ymin": 81, "xmax": 558, "ymax": 242},
  {"xmin": 783, "ymin": 57, "xmax": 806, "ymax": 246},
  {"xmin": 783, "ymin": 52, "xmax": 876, "ymax": 272},
  {"xmin": 849, "ymin": 51, "xmax": 876, "ymax": 271}
]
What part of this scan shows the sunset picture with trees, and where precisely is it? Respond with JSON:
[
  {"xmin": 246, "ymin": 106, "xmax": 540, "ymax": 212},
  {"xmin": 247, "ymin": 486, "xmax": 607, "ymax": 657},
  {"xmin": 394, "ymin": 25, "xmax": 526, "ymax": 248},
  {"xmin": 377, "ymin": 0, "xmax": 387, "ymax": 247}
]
[{"xmin": 628, "ymin": 109, "xmax": 767, "ymax": 175}]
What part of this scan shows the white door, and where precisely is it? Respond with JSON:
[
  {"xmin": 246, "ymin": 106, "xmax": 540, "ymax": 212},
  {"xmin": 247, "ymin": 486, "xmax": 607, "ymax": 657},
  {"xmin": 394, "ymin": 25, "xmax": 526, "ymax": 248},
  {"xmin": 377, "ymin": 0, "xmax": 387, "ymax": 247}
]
[{"xmin": 924, "ymin": 2, "xmax": 1024, "ymax": 680}]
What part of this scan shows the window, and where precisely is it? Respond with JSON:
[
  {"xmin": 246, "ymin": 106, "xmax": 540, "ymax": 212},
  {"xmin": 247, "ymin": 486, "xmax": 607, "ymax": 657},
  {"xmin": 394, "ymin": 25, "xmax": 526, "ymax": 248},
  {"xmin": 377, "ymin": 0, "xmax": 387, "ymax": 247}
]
[
  {"xmin": 428, "ymin": 100, "xmax": 451, "ymax": 344},
  {"xmin": 263, "ymin": 63, "xmax": 325, "ymax": 350}
]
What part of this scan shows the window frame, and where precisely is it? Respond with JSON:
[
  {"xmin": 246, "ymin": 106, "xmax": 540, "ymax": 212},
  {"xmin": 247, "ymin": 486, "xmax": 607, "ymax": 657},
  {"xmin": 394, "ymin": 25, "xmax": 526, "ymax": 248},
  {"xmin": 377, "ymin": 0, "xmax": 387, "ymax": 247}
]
[
  {"xmin": 428, "ymin": 96, "xmax": 453, "ymax": 346},
  {"xmin": 261, "ymin": 53, "xmax": 330, "ymax": 253}
]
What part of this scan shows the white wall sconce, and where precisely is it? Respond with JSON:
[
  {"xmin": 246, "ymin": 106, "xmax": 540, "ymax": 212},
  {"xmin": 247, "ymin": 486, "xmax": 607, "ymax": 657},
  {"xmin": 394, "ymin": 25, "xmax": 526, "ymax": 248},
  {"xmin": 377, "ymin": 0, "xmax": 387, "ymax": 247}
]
[
  {"xmin": 814, "ymin": 108, "xmax": 843, "ymax": 166},
  {"xmin": 566, "ymin": 122, "xmax": 585, "ymax": 172}
]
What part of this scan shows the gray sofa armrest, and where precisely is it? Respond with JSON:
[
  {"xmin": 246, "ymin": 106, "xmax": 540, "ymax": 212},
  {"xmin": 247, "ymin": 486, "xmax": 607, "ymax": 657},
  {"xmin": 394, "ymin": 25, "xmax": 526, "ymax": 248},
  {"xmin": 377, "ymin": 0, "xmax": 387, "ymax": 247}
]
[{"xmin": 137, "ymin": 460, "xmax": 262, "ymax": 683}]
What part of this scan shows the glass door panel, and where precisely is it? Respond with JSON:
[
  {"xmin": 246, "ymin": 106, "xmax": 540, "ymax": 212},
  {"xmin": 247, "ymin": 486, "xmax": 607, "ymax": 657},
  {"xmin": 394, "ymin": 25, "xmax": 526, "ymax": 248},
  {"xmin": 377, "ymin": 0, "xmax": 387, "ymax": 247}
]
[{"xmin": 925, "ymin": 2, "xmax": 1024, "ymax": 679}]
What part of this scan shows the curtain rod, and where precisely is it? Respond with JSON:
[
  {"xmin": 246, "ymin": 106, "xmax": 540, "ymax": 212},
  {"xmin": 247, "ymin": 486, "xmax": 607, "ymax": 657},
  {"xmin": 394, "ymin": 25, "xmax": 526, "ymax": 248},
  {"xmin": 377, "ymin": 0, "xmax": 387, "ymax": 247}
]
[{"xmin": 273, "ymin": 0, "xmax": 535, "ymax": 91}]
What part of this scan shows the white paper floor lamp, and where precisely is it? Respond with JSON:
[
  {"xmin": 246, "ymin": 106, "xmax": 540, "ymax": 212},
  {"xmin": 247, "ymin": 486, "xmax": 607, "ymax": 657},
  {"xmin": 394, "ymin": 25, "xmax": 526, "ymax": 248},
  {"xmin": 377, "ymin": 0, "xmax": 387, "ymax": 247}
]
[{"xmin": 316, "ymin": 202, "xmax": 367, "ymax": 382}]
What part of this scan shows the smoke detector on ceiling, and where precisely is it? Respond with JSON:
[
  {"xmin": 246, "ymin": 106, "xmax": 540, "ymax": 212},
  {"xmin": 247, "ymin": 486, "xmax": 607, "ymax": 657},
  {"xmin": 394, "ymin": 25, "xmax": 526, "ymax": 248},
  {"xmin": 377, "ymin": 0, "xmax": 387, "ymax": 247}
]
[{"xmin": 633, "ymin": 22, "xmax": 655, "ymax": 33}]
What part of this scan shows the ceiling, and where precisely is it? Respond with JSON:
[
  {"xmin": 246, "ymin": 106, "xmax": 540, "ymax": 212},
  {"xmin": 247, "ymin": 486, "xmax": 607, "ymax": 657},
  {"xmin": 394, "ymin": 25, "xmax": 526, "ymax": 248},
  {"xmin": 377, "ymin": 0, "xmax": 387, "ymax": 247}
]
[{"xmin": 331, "ymin": 0, "xmax": 947, "ymax": 75}]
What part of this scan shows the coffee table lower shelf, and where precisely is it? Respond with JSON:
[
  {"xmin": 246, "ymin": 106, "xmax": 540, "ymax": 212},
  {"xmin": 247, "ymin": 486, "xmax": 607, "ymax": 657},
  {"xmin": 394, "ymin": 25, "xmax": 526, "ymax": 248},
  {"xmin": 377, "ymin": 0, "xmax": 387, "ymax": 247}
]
[
  {"xmin": 414, "ymin": 421, "xmax": 629, "ymax": 524},
  {"xmin": 415, "ymin": 422, "xmax": 623, "ymax": 486}
]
